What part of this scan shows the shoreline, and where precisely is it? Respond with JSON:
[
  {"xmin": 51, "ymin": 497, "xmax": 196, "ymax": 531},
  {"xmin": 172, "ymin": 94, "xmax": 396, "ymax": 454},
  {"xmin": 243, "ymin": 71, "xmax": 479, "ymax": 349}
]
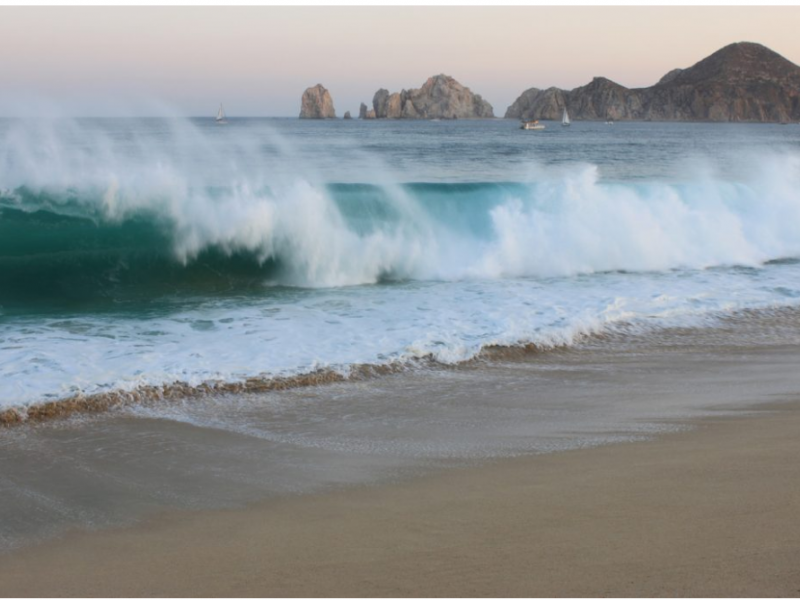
[
  {"xmin": 0, "ymin": 328, "xmax": 596, "ymax": 427},
  {"xmin": 2, "ymin": 401, "xmax": 799, "ymax": 597},
  {"xmin": 4, "ymin": 303, "xmax": 799, "ymax": 428}
]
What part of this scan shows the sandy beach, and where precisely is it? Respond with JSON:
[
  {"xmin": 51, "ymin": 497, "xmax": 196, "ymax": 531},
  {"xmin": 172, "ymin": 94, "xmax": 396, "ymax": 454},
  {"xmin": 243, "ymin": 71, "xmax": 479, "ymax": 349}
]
[{"xmin": 1, "ymin": 400, "xmax": 799, "ymax": 597}]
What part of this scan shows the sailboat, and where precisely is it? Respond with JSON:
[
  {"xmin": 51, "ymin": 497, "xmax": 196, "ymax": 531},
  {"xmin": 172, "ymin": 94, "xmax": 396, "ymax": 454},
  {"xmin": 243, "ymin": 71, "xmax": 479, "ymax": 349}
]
[
  {"xmin": 215, "ymin": 103, "xmax": 228, "ymax": 125},
  {"xmin": 561, "ymin": 107, "xmax": 571, "ymax": 127}
]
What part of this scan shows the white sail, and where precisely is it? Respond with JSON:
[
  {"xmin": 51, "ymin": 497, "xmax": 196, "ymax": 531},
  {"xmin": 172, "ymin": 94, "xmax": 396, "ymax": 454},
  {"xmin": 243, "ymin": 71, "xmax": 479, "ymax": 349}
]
[
  {"xmin": 216, "ymin": 104, "xmax": 226, "ymax": 122},
  {"xmin": 562, "ymin": 107, "xmax": 571, "ymax": 126}
]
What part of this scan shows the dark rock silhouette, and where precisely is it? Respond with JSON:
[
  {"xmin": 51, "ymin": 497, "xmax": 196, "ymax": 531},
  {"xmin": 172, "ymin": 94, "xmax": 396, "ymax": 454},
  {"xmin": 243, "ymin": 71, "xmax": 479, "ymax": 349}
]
[{"xmin": 506, "ymin": 43, "xmax": 800, "ymax": 122}]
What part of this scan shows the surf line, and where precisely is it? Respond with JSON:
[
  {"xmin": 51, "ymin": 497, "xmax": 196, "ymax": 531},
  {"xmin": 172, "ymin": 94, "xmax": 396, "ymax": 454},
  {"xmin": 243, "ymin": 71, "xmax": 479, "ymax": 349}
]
[{"xmin": 0, "ymin": 342, "xmax": 556, "ymax": 427}]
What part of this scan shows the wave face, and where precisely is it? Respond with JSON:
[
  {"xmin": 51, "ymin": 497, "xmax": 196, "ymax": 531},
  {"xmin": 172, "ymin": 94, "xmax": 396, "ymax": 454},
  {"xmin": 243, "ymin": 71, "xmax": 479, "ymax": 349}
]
[
  {"xmin": 3, "ymin": 161, "xmax": 800, "ymax": 310},
  {"xmin": 2, "ymin": 117, "xmax": 800, "ymax": 408}
]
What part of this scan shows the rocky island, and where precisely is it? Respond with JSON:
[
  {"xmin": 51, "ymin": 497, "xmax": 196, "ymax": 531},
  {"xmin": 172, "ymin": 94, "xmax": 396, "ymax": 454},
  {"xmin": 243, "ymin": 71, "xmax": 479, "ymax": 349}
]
[
  {"xmin": 364, "ymin": 75, "xmax": 494, "ymax": 119},
  {"xmin": 359, "ymin": 102, "xmax": 376, "ymax": 119},
  {"xmin": 505, "ymin": 42, "xmax": 800, "ymax": 122},
  {"xmin": 299, "ymin": 84, "xmax": 336, "ymax": 119}
]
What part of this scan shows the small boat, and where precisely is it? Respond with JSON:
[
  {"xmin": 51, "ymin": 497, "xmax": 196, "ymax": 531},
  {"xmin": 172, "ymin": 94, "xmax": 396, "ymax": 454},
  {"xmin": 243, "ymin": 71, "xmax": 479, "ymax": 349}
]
[
  {"xmin": 521, "ymin": 120, "xmax": 546, "ymax": 130},
  {"xmin": 561, "ymin": 108, "xmax": 571, "ymax": 127},
  {"xmin": 215, "ymin": 103, "xmax": 228, "ymax": 125}
]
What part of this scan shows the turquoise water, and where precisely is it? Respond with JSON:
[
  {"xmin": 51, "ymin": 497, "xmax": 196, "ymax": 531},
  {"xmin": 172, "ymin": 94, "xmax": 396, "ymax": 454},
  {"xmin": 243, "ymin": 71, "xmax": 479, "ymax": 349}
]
[{"xmin": 1, "ymin": 118, "xmax": 800, "ymax": 408}]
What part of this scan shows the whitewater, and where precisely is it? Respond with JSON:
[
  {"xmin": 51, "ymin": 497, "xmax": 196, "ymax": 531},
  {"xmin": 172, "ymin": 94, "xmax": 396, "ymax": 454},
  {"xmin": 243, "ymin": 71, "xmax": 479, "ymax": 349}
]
[{"xmin": 1, "ymin": 117, "xmax": 800, "ymax": 411}]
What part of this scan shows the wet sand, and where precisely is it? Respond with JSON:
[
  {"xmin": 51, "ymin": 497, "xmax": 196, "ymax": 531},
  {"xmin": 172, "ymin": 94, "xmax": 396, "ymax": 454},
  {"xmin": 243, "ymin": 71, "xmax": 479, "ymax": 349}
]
[{"xmin": 1, "ymin": 401, "xmax": 799, "ymax": 597}]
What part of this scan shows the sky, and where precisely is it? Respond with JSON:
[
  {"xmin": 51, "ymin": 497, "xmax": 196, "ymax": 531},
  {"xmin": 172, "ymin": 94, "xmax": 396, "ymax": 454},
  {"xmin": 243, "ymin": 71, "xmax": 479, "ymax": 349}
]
[{"xmin": 1, "ymin": 6, "xmax": 799, "ymax": 117}]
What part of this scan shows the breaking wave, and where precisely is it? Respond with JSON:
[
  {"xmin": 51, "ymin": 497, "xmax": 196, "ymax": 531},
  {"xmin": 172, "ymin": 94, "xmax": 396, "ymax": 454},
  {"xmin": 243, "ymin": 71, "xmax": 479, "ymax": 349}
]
[{"xmin": 2, "ymin": 151, "xmax": 800, "ymax": 310}]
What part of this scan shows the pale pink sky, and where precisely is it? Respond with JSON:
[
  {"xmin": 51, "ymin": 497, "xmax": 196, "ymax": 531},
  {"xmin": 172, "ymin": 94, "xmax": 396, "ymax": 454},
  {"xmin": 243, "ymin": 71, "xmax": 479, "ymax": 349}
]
[{"xmin": 1, "ymin": 6, "xmax": 799, "ymax": 117}]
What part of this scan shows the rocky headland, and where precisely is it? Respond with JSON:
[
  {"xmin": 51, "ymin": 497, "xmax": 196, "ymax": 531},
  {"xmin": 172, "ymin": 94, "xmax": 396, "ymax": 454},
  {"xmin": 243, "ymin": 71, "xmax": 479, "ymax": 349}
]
[
  {"xmin": 505, "ymin": 42, "xmax": 800, "ymax": 122},
  {"xmin": 366, "ymin": 75, "xmax": 494, "ymax": 119},
  {"xmin": 299, "ymin": 84, "xmax": 336, "ymax": 119}
]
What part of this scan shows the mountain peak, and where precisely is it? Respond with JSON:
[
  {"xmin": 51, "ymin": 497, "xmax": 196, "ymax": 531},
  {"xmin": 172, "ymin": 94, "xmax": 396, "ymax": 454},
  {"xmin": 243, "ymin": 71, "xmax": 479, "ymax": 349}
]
[
  {"xmin": 662, "ymin": 41, "xmax": 800, "ymax": 86},
  {"xmin": 505, "ymin": 41, "xmax": 800, "ymax": 122}
]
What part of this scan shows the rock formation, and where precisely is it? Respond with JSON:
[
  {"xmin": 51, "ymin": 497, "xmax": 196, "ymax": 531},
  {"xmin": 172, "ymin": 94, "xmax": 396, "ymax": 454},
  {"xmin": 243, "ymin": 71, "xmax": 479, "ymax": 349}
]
[
  {"xmin": 505, "ymin": 42, "xmax": 800, "ymax": 122},
  {"xmin": 657, "ymin": 69, "xmax": 684, "ymax": 86},
  {"xmin": 369, "ymin": 75, "xmax": 494, "ymax": 119},
  {"xmin": 299, "ymin": 84, "xmax": 336, "ymax": 119},
  {"xmin": 343, "ymin": 111, "xmax": 352, "ymax": 119},
  {"xmin": 359, "ymin": 103, "xmax": 368, "ymax": 119}
]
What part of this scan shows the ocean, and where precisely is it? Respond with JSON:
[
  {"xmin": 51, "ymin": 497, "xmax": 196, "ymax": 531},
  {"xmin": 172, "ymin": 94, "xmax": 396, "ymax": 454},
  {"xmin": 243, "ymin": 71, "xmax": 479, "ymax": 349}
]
[
  {"xmin": 2, "ymin": 117, "xmax": 800, "ymax": 408},
  {"xmin": 2, "ymin": 117, "xmax": 800, "ymax": 550}
]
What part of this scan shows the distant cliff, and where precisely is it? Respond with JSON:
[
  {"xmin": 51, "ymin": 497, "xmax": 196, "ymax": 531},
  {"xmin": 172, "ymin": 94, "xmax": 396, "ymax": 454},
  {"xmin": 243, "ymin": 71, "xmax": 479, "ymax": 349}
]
[
  {"xmin": 368, "ymin": 75, "xmax": 494, "ymax": 119},
  {"xmin": 506, "ymin": 42, "xmax": 800, "ymax": 122},
  {"xmin": 299, "ymin": 84, "xmax": 336, "ymax": 119}
]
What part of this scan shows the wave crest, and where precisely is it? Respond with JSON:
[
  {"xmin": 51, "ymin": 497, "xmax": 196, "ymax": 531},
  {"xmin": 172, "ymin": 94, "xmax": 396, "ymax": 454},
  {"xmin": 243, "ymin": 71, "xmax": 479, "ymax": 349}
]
[{"xmin": 2, "ymin": 119, "xmax": 800, "ymax": 309}]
